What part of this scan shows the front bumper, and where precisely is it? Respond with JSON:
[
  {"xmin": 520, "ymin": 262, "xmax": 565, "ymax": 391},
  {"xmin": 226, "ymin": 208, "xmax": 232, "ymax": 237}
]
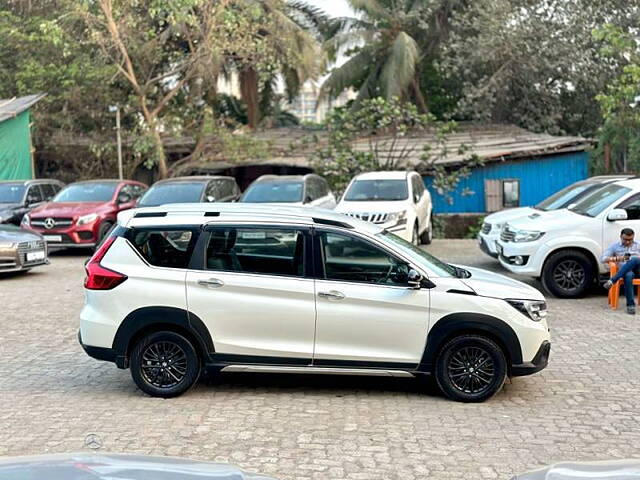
[
  {"xmin": 511, "ymin": 341, "xmax": 550, "ymax": 376},
  {"xmin": 0, "ymin": 241, "xmax": 49, "ymax": 272},
  {"xmin": 496, "ymin": 240, "xmax": 545, "ymax": 276},
  {"xmin": 478, "ymin": 233, "xmax": 499, "ymax": 258},
  {"xmin": 28, "ymin": 224, "xmax": 97, "ymax": 248}
]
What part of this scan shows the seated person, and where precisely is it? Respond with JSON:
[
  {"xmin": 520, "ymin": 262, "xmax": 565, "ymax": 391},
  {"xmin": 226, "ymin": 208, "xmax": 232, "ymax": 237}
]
[{"xmin": 603, "ymin": 227, "xmax": 640, "ymax": 314}]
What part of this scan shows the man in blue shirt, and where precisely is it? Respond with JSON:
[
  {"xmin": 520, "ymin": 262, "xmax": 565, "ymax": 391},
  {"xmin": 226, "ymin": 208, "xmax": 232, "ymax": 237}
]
[{"xmin": 603, "ymin": 228, "xmax": 640, "ymax": 314}]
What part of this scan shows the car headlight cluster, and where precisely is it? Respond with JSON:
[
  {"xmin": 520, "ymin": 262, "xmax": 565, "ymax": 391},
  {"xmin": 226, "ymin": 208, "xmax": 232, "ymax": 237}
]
[
  {"xmin": 77, "ymin": 213, "xmax": 98, "ymax": 225},
  {"xmin": 512, "ymin": 228, "xmax": 544, "ymax": 242},
  {"xmin": 21, "ymin": 214, "xmax": 30, "ymax": 226},
  {"xmin": 386, "ymin": 211, "xmax": 407, "ymax": 225},
  {"xmin": 506, "ymin": 299, "xmax": 547, "ymax": 321}
]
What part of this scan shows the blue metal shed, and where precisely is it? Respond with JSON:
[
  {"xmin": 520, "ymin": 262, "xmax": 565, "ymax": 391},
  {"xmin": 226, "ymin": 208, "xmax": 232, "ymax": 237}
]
[{"xmin": 424, "ymin": 151, "xmax": 590, "ymax": 214}]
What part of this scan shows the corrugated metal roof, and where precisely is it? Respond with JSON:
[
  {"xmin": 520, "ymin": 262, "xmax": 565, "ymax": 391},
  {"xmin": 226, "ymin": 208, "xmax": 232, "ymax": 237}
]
[{"xmin": 0, "ymin": 94, "xmax": 46, "ymax": 123}]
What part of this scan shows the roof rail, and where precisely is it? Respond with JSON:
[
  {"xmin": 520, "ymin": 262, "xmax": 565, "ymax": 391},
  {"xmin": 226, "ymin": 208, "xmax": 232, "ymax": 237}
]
[
  {"xmin": 134, "ymin": 212, "xmax": 167, "ymax": 218},
  {"xmin": 313, "ymin": 218, "xmax": 353, "ymax": 229}
]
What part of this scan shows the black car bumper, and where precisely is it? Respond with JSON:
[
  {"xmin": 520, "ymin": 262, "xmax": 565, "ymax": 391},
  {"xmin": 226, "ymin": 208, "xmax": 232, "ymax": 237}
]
[
  {"xmin": 511, "ymin": 341, "xmax": 550, "ymax": 377},
  {"xmin": 78, "ymin": 330, "xmax": 125, "ymax": 367}
]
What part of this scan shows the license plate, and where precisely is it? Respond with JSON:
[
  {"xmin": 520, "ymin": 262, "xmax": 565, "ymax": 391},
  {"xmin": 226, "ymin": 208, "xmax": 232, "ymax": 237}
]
[
  {"xmin": 26, "ymin": 250, "xmax": 46, "ymax": 261},
  {"xmin": 44, "ymin": 235, "xmax": 62, "ymax": 242},
  {"xmin": 496, "ymin": 243, "xmax": 503, "ymax": 256}
]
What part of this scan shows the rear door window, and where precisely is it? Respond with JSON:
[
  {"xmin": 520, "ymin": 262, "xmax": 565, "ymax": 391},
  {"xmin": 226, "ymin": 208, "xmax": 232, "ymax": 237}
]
[
  {"xmin": 40, "ymin": 183, "xmax": 56, "ymax": 201},
  {"xmin": 128, "ymin": 228, "xmax": 198, "ymax": 268}
]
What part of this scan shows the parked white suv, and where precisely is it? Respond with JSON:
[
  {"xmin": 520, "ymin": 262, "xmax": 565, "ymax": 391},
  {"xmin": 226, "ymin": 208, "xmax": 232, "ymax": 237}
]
[
  {"xmin": 80, "ymin": 204, "xmax": 550, "ymax": 402},
  {"xmin": 335, "ymin": 171, "xmax": 432, "ymax": 244},
  {"xmin": 479, "ymin": 175, "xmax": 632, "ymax": 258},
  {"xmin": 496, "ymin": 178, "xmax": 640, "ymax": 298}
]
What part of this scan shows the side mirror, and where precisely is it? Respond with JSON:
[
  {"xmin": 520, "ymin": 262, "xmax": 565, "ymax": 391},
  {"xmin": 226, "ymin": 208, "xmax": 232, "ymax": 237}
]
[
  {"xmin": 117, "ymin": 193, "xmax": 132, "ymax": 204},
  {"xmin": 607, "ymin": 209, "xmax": 628, "ymax": 221},
  {"xmin": 304, "ymin": 196, "xmax": 313, "ymax": 204},
  {"xmin": 407, "ymin": 268, "xmax": 423, "ymax": 289}
]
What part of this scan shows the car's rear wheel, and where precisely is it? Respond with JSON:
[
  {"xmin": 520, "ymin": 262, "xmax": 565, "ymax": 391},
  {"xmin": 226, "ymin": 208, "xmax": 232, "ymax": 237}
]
[
  {"xmin": 130, "ymin": 331, "xmax": 201, "ymax": 398},
  {"xmin": 542, "ymin": 250, "xmax": 594, "ymax": 298},
  {"xmin": 435, "ymin": 335, "xmax": 507, "ymax": 402},
  {"xmin": 420, "ymin": 216, "xmax": 433, "ymax": 245}
]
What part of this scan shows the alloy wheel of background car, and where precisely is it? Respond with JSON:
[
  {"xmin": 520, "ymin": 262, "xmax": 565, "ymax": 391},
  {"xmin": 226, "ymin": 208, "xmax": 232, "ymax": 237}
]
[
  {"xmin": 130, "ymin": 331, "xmax": 201, "ymax": 398},
  {"xmin": 542, "ymin": 250, "xmax": 593, "ymax": 298},
  {"xmin": 435, "ymin": 335, "xmax": 507, "ymax": 402}
]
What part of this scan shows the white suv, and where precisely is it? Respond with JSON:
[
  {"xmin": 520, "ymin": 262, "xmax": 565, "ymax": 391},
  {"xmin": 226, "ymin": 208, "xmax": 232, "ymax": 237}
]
[
  {"xmin": 335, "ymin": 171, "xmax": 432, "ymax": 244},
  {"xmin": 496, "ymin": 178, "xmax": 640, "ymax": 298},
  {"xmin": 80, "ymin": 204, "xmax": 550, "ymax": 402}
]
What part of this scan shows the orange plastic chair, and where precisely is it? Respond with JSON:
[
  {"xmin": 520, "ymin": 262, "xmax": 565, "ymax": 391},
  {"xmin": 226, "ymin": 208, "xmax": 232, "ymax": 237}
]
[{"xmin": 607, "ymin": 262, "xmax": 640, "ymax": 309}]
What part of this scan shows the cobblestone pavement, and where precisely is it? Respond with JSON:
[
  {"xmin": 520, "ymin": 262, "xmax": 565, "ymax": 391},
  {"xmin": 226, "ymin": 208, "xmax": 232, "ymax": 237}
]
[{"xmin": 1, "ymin": 240, "xmax": 639, "ymax": 480}]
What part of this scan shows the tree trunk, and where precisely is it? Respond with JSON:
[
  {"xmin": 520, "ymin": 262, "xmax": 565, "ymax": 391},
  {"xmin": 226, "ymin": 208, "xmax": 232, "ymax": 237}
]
[
  {"xmin": 240, "ymin": 67, "xmax": 260, "ymax": 129},
  {"xmin": 412, "ymin": 76, "xmax": 429, "ymax": 114},
  {"xmin": 141, "ymin": 102, "xmax": 168, "ymax": 179}
]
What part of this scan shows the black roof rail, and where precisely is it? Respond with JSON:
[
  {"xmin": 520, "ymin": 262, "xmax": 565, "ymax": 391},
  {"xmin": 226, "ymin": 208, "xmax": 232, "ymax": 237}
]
[
  {"xmin": 204, "ymin": 212, "xmax": 220, "ymax": 217},
  {"xmin": 313, "ymin": 218, "xmax": 354, "ymax": 229},
  {"xmin": 134, "ymin": 212, "xmax": 167, "ymax": 218}
]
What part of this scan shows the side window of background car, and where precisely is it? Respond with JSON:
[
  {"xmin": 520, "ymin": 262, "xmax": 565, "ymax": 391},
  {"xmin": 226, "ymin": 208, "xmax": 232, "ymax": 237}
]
[
  {"xmin": 40, "ymin": 183, "xmax": 55, "ymax": 201},
  {"xmin": 206, "ymin": 227, "xmax": 306, "ymax": 277},
  {"xmin": 26, "ymin": 185, "xmax": 44, "ymax": 205},
  {"xmin": 318, "ymin": 178, "xmax": 329, "ymax": 198},
  {"xmin": 307, "ymin": 179, "xmax": 322, "ymax": 202},
  {"xmin": 320, "ymin": 232, "xmax": 409, "ymax": 286},
  {"xmin": 130, "ymin": 185, "xmax": 145, "ymax": 200},
  {"xmin": 205, "ymin": 181, "xmax": 224, "ymax": 201},
  {"xmin": 220, "ymin": 180, "xmax": 237, "ymax": 200},
  {"xmin": 118, "ymin": 185, "xmax": 134, "ymax": 203},
  {"xmin": 411, "ymin": 176, "xmax": 422, "ymax": 203},
  {"xmin": 618, "ymin": 194, "xmax": 640, "ymax": 220}
]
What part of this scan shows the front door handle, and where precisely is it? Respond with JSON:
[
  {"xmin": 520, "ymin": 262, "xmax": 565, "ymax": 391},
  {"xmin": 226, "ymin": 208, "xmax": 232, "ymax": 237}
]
[
  {"xmin": 197, "ymin": 278, "xmax": 224, "ymax": 288},
  {"xmin": 318, "ymin": 290, "xmax": 345, "ymax": 300}
]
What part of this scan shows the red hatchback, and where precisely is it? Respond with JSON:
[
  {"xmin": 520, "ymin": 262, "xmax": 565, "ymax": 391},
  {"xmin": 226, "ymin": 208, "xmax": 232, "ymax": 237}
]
[{"xmin": 23, "ymin": 179, "xmax": 147, "ymax": 248}]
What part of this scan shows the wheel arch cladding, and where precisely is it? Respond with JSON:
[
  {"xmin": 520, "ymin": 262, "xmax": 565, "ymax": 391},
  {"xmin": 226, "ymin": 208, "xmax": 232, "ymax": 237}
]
[
  {"xmin": 419, "ymin": 313, "xmax": 523, "ymax": 370},
  {"xmin": 112, "ymin": 306, "xmax": 214, "ymax": 361}
]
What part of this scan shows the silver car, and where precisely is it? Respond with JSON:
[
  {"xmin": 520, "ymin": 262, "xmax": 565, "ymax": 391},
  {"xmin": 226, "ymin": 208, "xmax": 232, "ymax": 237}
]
[{"xmin": 0, "ymin": 224, "xmax": 48, "ymax": 273}]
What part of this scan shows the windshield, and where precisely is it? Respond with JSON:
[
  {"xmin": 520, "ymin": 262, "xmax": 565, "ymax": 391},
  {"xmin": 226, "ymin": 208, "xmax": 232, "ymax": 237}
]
[
  {"xmin": 378, "ymin": 231, "xmax": 457, "ymax": 277},
  {"xmin": 569, "ymin": 184, "xmax": 631, "ymax": 217},
  {"xmin": 0, "ymin": 183, "xmax": 25, "ymax": 203},
  {"xmin": 138, "ymin": 182, "xmax": 205, "ymax": 207},
  {"xmin": 241, "ymin": 182, "xmax": 303, "ymax": 203},
  {"xmin": 535, "ymin": 182, "xmax": 601, "ymax": 211},
  {"xmin": 54, "ymin": 183, "xmax": 118, "ymax": 202},
  {"xmin": 344, "ymin": 179, "xmax": 408, "ymax": 202}
]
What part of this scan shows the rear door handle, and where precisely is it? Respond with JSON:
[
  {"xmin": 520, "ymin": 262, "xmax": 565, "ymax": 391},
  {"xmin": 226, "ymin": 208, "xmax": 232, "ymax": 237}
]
[
  {"xmin": 318, "ymin": 290, "xmax": 345, "ymax": 300},
  {"xmin": 197, "ymin": 278, "xmax": 224, "ymax": 288}
]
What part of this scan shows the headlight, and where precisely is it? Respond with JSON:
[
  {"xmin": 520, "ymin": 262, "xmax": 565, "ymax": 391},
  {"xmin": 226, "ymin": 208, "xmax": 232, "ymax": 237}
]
[
  {"xmin": 386, "ymin": 211, "xmax": 407, "ymax": 225},
  {"xmin": 77, "ymin": 213, "xmax": 98, "ymax": 225},
  {"xmin": 512, "ymin": 229, "xmax": 544, "ymax": 242},
  {"xmin": 21, "ymin": 214, "xmax": 30, "ymax": 226},
  {"xmin": 506, "ymin": 299, "xmax": 547, "ymax": 322}
]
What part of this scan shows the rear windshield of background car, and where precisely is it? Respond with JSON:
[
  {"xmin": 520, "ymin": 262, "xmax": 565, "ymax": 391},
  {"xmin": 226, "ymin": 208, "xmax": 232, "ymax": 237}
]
[
  {"xmin": 344, "ymin": 180, "xmax": 408, "ymax": 201},
  {"xmin": 127, "ymin": 228, "xmax": 197, "ymax": 268},
  {"xmin": 0, "ymin": 183, "xmax": 26, "ymax": 203},
  {"xmin": 137, "ymin": 182, "xmax": 205, "ymax": 207},
  {"xmin": 53, "ymin": 183, "xmax": 118, "ymax": 202},
  {"xmin": 240, "ymin": 182, "xmax": 303, "ymax": 203}
]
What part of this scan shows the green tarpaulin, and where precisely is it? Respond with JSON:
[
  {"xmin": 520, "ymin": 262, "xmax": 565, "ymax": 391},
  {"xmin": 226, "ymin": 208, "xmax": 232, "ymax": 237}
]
[{"xmin": 0, "ymin": 110, "xmax": 33, "ymax": 180}]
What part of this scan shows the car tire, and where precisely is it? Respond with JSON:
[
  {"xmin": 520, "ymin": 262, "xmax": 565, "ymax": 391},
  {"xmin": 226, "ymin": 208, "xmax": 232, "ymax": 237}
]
[
  {"xmin": 130, "ymin": 331, "xmax": 201, "ymax": 398},
  {"xmin": 420, "ymin": 216, "xmax": 433, "ymax": 245},
  {"xmin": 541, "ymin": 249, "xmax": 594, "ymax": 298},
  {"xmin": 96, "ymin": 221, "xmax": 113, "ymax": 246},
  {"xmin": 435, "ymin": 334, "xmax": 507, "ymax": 403}
]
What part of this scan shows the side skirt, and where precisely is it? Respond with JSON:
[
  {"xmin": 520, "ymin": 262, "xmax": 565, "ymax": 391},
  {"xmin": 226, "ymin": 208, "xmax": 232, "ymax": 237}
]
[{"xmin": 219, "ymin": 365, "xmax": 415, "ymax": 377}]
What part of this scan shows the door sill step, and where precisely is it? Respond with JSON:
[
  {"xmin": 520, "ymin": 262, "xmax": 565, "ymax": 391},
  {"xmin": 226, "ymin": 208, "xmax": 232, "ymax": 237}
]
[{"xmin": 219, "ymin": 365, "xmax": 415, "ymax": 377}]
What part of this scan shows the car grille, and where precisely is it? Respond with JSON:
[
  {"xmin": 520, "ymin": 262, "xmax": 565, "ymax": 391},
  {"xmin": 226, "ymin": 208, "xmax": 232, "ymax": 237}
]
[
  {"xmin": 500, "ymin": 226, "xmax": 516, "ymax": 242},
  {"xmin": 481, "ymin": 222, "xmax": 491, "ymax": 234},
  {"xmin": 18, "ymin": 240, "xmax": 47, "ymax": 266},
  {"xmin": 30, "ymin": 217, "xmax": 73, "ymax": 229},
  {"xmin": 343, "ymin": 212, "xmax": 390, "ymax": 224}
]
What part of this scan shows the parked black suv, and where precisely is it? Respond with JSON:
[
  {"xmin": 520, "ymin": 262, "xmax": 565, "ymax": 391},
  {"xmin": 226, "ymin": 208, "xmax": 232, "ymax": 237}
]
[
  {"xmin": 0, "ymin": 179, "xmax": 64, "ymax": 225},
  {"xmin": 137, "ymin": 176, "xmax": 241, "ymax": 207}
]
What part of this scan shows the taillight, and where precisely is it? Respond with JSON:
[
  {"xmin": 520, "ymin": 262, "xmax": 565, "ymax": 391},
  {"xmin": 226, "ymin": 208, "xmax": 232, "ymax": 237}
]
[{"xmin": 84, "ymin": 236, "xmax": 127, "ymax": 290}]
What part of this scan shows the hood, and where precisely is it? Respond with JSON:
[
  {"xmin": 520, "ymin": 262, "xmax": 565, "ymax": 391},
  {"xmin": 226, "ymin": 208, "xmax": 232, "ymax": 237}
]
[
  {"xmin": 512, "ymin": 459, "xmax": 640, "ymax": 480},
  {"xmin": 484, "ymin": 207, "xmax": 538, "ymax": 226},
  {"xmin": 31, "ymin": 202, "xmax": 107, "ymax": 218},
  {"xmin": 457, "ymin": 265, "xmax": 545, "ymax": 301},
  {"xmin": 335, "ymin": 200, "xmax": 408, "ymax": 214},
  {"xmin": 0, "ymin": 224, "xmax": 44, "ymax": 243},
  {"xmin": 0, "ymin": 202, "xmax": 21, "ymax": 211},
  {"xmin": 0, "ymin": 453, "xmax": 278, "ymax": 480},
  {"xmin": 506, "ymin": 208, "xmax": 583, "ymax": 232}
]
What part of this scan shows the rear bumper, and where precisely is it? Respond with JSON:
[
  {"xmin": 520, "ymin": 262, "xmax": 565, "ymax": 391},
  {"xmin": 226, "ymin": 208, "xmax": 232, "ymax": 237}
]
[
  {"xmin": 511, "ymin": 341, "xmax": 550, "ymax": 376},
  {"xmin": 78, "ymin": 330, "xmax": 126, "ymax": 368}
]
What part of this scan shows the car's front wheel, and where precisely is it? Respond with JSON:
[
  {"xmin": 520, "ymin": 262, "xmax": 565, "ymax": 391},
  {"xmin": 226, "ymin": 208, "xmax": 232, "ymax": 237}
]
[
  {"xmin": 435, "ymin": 335, "xmax": 507, "ymax": 402},
  {"xmin": 130, "ymin": 331, "xmax": 201, "ymax": 398},
  {"xmin": 541, "ymin": 250, "xmax": 594, "ymax": 298},
  {"xmin": 420, "ymin": 216, "xmax": 433, "ymax": 245}
]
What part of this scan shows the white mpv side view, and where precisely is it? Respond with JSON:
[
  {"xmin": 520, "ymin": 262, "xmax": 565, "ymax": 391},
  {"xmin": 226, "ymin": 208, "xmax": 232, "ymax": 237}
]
[
  {"xmin": 335, "ymin": 171, "xmax": 432, "ymax": 245},
  {"xmin": 80, "ymin": 204, "xmax": 550, "ymax": 402}
]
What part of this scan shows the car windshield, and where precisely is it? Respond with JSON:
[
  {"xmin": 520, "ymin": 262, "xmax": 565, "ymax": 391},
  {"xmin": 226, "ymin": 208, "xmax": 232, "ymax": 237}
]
[
  {"xmin": 569, "ymin": 184, "xmax": 631, "ymax": 217},
  {"xmin": 535, "ymin": 182, "xmax": 601, "ymax": 211},
  {"xmin": 378, "ymin": 231, "xmax": 457, "ymax": 277},
  {"xmin": 138, "ymin": 182, "xmax": 205, "ymax": 207},
  {"xmin": 53, "ymin": 183, "xmax": 118, "ymax": 202},
  {"xmin": 241, "ymin": 181, "xmax": 303, "ymax": 203},
  {"xmin": 344, "ymin": 179, "xmax": 408, "ymax": 201},
  {"xmin": 0, "ymin": 183, "xmax": 25, "ymax": 203}
]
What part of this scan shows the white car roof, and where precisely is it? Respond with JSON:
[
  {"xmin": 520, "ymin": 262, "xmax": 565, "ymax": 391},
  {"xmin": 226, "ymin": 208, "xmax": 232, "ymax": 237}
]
[
  {"xmin": 122, "ymin": 203, "xmax": 384, "ymax": 234},
  {"xmin": 613, "ymin": 178, "xmax": 640, "ymax": 190},
  {"xmin": 353, "ymin": 171, "xmax": 414, "ymax": 181}
]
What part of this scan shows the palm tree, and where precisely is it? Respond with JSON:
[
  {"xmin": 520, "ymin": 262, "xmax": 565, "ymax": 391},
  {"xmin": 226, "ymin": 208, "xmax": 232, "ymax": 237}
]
[{"xmin": 321, "ymin": 0, "xmax": 458, "ymax": 112}]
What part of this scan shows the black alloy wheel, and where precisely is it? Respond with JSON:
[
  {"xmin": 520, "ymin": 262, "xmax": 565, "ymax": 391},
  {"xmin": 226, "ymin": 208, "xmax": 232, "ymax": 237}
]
[{"xmin": 542, "ymin": 250, "xmax": 594, "ymax": 298}]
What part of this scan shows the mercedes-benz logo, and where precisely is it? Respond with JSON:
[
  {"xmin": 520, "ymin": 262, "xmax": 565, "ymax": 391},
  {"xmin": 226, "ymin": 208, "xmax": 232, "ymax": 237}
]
[
  {"xmin": 44, "ymin": 218, "xmax": 55, "ymax": 229},
  {"xmin": 84, "ymin": 433, "xmax": 103, "ymax": 450}
]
